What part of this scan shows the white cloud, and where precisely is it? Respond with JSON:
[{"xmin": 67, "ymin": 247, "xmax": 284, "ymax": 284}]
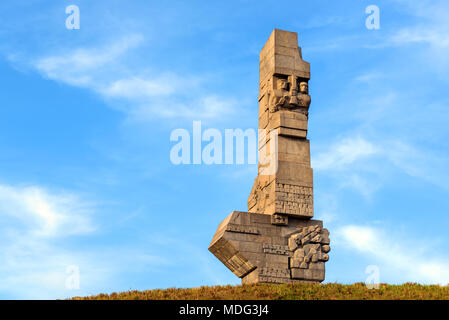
[
  {"xmin": 387, "ymin": 1, "xmax": 449, "ymax": 47},
  {"xmin": 389, "ymin": 27, "xmax": 449, "ymax": 48},
  {"xmin": 34, "ymin": 34, "xmax": 144, "ymax": 87},
  {"xmin": 337, "ymin": 225, "xmax": 449, "ymax": 285},
  {"xmin": 314, "ymin": 134, "xmax": 449, "ymax": 196},
  {"xmin": 23, "ymin": 34, "xmax": 237, "ymax": 120},
  {"xmin": 0, "ymin": 183, "xmax": 101, "ymax": 298},
  {"xmin": 354, "ymin": 72, "xmax": 384, "ymax": 83},
  {"xmin": 0, "ymin": 184, "xmax": 94, "ymax": 238},
  {"xmin": 313, "ymin": 136, "xmax": 379, "ymax": 171},
  {"xmin": 0, "ymin": 182, "xmax": 210, "ymax": 298},
  {"xmin": 313, "ymin": 137, "xmax": 385, "ymax": 197},
  {"xmin": 131, "ymin": 95, "xmax": 237, "ymax": 120},
  {"xmin": 307, "ymin": 1, "xmax": 449, "ymax": 70},
  {"xmin": 339, "ymin": 174, "xmax": 382, "ymax": 198},
  {"xmin": 102, "ymin": 76, "xmax": 176, "ymax": 98},
  {"xmin": 379, "ymin": 1, "xmax": 449, "ymax": 71}
]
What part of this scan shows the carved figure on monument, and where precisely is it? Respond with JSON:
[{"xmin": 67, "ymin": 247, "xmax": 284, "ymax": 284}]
[
  {"xmin": 288, "ymin": 225, "xmax": 330, "ymax": 281},
  {"xmin": 269, "ymin": 78, "xmax": 290, "ymax": 112},
  {"xmin": 267, "ymin": 78, "xmax": 311, "ymax": 114},
  {"xmin": 297, "ymin": 81, "xmax": 311, "ymax": 108}
]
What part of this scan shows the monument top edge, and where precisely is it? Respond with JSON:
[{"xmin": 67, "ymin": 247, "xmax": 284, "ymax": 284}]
[{"xmin": 261, "ymin": 29, "xmax": 300, "ymax": 52}]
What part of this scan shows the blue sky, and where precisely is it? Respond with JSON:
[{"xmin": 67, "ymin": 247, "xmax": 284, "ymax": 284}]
[{"xmin": 1, "ymin": 0, "xmax": 449, "ymax": 299}]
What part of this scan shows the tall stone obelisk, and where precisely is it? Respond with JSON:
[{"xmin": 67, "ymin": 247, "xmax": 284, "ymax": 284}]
[{"xmin": 209, "ymin": 29, "xmax": 330, "ymax": 284}]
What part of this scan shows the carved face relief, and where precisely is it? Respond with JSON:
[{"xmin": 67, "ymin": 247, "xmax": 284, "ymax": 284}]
[
  {"xmin": 278, "ymin": 78, "xmax": 288, "ymax": 91},
  {"xmin": 299, "ymin": 82, "xmax": 308, "ymax": 94}
]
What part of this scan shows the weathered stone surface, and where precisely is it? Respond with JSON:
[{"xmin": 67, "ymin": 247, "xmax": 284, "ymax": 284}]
[
  {"xmin": 209, "ymin": 211, "xmax": 330, "ymax": 284},
  {"xmin": 271, "ymin": 214, "xmax": 288, "ymax": 226},
  {"xmin": 248, "ymin": 175, "xmax": 314, "ymax": 217},
  {"xmin": 209, "ymin": 29, "xmax": 330, "ymax": 284}
]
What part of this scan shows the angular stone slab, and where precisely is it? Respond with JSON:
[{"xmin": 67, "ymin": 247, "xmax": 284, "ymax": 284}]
[{"xmin": 209, "ymin": 211, "xmax": 330, "ymax": 284}]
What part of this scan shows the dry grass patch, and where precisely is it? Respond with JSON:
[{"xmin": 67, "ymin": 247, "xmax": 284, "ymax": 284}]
[{"xmin": 73, "ymin": 283, "xmax": 449, "ymax": 300}]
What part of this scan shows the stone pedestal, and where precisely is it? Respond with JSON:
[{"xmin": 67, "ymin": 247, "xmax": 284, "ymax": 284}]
[
  {"xmin": 209, "ymin": 29, "xmax": 330, "ymax": 284},
  {"xmin": 209, "ymin": 211, "xmax": 329, "ymax": 284}
]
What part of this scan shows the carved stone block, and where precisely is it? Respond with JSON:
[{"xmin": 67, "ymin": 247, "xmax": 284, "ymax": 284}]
[
  {"xmin": 209, "ymin": 211, "xmax": 330, "ymax": 284},
  {"xmin": 271, "ymin": 214, "xmax": 288, "ymax": 226}
]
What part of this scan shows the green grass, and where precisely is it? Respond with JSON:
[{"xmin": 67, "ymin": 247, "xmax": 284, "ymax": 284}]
[{"xmin": 73, "ymin": 283, "xmax": 449, "ymax": 300}]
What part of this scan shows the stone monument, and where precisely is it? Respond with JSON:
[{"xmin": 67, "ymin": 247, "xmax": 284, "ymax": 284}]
[{"xmin": 209, "ymin": 29, "xmax": 330, "ymax": 284}]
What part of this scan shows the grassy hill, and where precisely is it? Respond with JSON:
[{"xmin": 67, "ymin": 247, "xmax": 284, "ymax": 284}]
[{"xmin": 73, "ymin": 283, "xmax": 449, "ymax": 300}]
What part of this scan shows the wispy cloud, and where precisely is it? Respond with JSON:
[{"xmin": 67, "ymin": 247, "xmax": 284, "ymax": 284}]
[
  {"xmin": 101, "ymin": 75, "xmax": 178, "ymax": 98},
  {"xmin": 389, "ymin": 27, "xmax": 449, "ymax": 48},
  {"xmin": 337, "ymin": 224, "xmax": 449, "ymax": 285},
  {"xmin": 0, "ymin": 184, "xmax": 94, "ymax": 238},
  {"xmin": 314, "ymin": 135, "xmax": 449, "ymax": 197},
  {"xmin": 0, "ymin": 182, "xmax": 176, "ymax": 298},
  {"xmin": 17, "ymin": 34, "xmax": 238, "ymax": 121},
  {"xmin": 128, "ymin": 95, "xmax": 237, "ymax": 121},
  {"xmin": 313, "ymin": 136, "xmax": 382, "ymax": 197},
  {"xmin": 354, "ymin": 72, "xmax": 385, "ymax": 83},
  {"xmin": 306, "ymin": 0, "xmax": 449, "ymax": 68},
  {"xmin": 34, "ymin": 34, "xmax": 144, "ymax": 87},
  {"xmin": 362, "ymin": 1, "xmax": 449, "ymax": 73},
  {"xmin": 0, "ymin": 183, "xmax": 98, "ymax": 298},
  {"xmin": 313, "ymin": 136, "xmax": 379, "ymax": 171}
]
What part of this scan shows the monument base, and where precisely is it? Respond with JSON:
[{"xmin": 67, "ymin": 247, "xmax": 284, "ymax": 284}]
[{"xmin": 209, "ymin": 211, "xmax": 330, "ymax": 284}]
